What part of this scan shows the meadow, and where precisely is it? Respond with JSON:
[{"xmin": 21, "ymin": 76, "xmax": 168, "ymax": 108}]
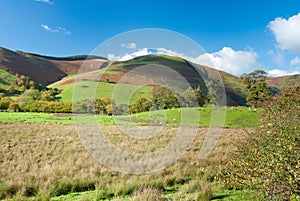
[
  {"xmin": 0, "ymin": 106, "xmax": 261, "ymax": 128},
  {"xmin": 0, "ymin": 122, "xmax": 260, "ymax": 200},
  {"xmin": 0, "ymin": 106, "xmax": 264, "ymax": 200}
]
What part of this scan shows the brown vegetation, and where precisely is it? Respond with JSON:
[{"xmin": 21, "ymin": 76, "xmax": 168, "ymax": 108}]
[{"xmin": 0, "ymin": 122, "xmax": 251, "ymax": 199}]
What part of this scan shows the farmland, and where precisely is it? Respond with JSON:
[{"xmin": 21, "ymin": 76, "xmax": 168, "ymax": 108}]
[{"xmin": 0, "ymin": 122, "xmax": 260, "ymax": 200}]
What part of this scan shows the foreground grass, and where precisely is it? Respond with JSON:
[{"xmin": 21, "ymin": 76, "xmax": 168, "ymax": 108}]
[
  {"xmin": 0, "ymin": 122, "xmax": 259, "ymax": 200},
  {"xmin": 0, "ymin": 106, "xmax": 261, "ymax": 128}
]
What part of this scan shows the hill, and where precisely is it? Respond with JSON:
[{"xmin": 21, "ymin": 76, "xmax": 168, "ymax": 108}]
[
  {"xmin": 1, "ymin": 46, "xmax": 299, "ymax": 105},
  {"xmin": 0, "ymin": 46, "xmax": 107, "ymax": 85},
  {"xmin": 51, "ymin": 54, "xmax": 247, "ymax": 105}
]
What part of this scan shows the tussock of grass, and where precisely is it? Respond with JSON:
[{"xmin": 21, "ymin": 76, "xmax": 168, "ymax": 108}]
[{"xmin": 0, "ymin": 122, "xmax": 254, "ymax": 200}]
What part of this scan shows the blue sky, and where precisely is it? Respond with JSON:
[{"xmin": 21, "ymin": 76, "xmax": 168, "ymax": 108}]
[{"xmin": 1, "ymin": 0, "xmax": 300, "ymax": 76}]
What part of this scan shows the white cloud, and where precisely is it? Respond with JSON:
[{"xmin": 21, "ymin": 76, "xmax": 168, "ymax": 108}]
[
  {"xmin": 291, "ymin": 56, "xmax": 300, "ymax": 66},
  {"xmin": 267, "ymin": 69, "xmax": 300, "ymax": 77},
  {"xmin": 108, "ymin": 48, "xmax": 149, "ymax": 61},
  {"xmin": 41, "ymin": 24, "xmax": 71, "ymax": 35},
  {"xmin": 189, "ymin": 47, "xmax": 259, "ymax": 75},
  {"xmin": 35, "ymin": 0, "xmax": 54, "ymax": 5},
  {"xmin": 268, "ymin": 13, "xmax": 300, "ymax": 53},
  {"xmin": 121, "ymin": 42, "xmax": 137, "ymax": 49},
  {"xmin": 107, "ymin": 47, "xmax": 259, "ymax": 76},
  {"xmin": 41, "ymin": 24, "xmax": 59, "ymax": 32}
]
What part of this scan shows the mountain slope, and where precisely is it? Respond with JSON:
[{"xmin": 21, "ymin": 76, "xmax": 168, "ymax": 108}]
[
  {"xmin": 0, "ymin": 46, "xmax": 107, "ymax": 85},
  {"xmin": 51, "ymin": 54, "xmax": 247, "ymax": 105}
]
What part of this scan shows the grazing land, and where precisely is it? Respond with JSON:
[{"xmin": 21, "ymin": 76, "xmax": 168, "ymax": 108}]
[
  {"xmin": 0, "ymin": 106, "xmax": 261, "ymax": 128},
  {"xmin": 0, "ymin": 122, "xmax": 260, "ymax": 200}
]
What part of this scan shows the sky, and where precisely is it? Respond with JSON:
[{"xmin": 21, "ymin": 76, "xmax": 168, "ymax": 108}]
[{"xmin": 1, "ymin": 0, "xmax": 300, "ymax": 76}]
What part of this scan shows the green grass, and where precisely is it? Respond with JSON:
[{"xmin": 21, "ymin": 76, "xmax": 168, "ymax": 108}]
[
  {"xmin": 50, "ymin": 80, "xmax": 152, "ymax": 104},
  {"xmin": 0, "ymin": 70, "xmax": 19, "ymax": 90},
  {"xmin": 0, "ymin": 107, "xmax": 261, "ymax": 128},
  {"xmin": 0, "ymin": 112, "xmax": 74, "ymax": 124},
  {"xmin": 30, "ymin": 187, "xmax": 259, "ymax": 201}
]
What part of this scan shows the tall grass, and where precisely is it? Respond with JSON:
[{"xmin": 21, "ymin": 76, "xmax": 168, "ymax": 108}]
[{"xmin": 0, "ymin": 122, "xmax": 251, "ymax": 200}]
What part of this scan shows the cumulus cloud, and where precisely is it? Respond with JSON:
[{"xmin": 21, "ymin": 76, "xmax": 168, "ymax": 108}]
[
  {"xmin": 267, "ymin": 69, "xmax": 300, "ymax": 77},
  {"xmin": 35, "ymin": 0, "xmax": 54, "ymax": 4},
  {"xmin": 121, "ymin": 42, "xmax": 137, "ymax": 49},
  {"xmin": 291, "ymin": 56, "xmax": 300, "ymax": 66},
  {"xmin": 107, "ymin": 48, "xmax": 149, "ymax": 61},
  {"xmin": 268, "ymin": 13, "xmax": 300, "ymax": 53},
  {"xmin": 41, "ymin": 24, "xmax": 71, "ymax": 35},
  {"xmin": 189, "ymin": 47, "xmax": 259, "ymax": 75},
  {"xmin": 107, "ymin": 47, "xmax": 259, "ymax": 76}
]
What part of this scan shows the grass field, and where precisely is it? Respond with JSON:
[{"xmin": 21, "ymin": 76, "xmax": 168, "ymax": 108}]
[
  {"xmin": 50, "ymin": 80, "xmax": 152, "ymax": 104},
  {"xmin": 0, "ymin": 107, "xmax": 261, "ymax": 128},
  {"xmin": 0, "ymin": 122, "xmax": 262, "ymax": 200},
  {"xmin": 0, "ymin": 106, "xmax": 263, "ymax": 200}
]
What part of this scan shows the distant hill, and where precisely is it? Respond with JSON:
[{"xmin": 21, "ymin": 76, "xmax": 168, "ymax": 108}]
[
  {"xmin": 0, "ymin": 46, "xmax": 107, "ymax": 85},
  {"xmin": 1, "ymin": 46, "xmax": 299, "ymax": 106},
  {"xmin": 51, "ymin": 54, "xmax": 247, "ymax": 105}
]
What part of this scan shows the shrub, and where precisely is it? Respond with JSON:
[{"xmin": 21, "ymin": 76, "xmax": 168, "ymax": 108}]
[
  {"xmin": 129, "ymin": 97, "xmax": 152, "ymax": 114},
  {"xmin": 222, "ymin": 87, "xmax": 300, "ymax": 200}
]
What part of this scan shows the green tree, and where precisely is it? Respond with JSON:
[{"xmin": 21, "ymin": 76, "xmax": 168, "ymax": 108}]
[
  {"xmin": 152, "ymin": 86, "xmax": 179, "ymax": 109},
  {"xmin": 206, "ymin": 77, "xmax": 225, "ymax": 106},
  {"xmin": 0, "ymin": 97, "xmax": 12, "ymax": 111},
  {"xmin": 129, "ymin": 97, "xmax": 152, "ymax": 114},
  {"xmin": 181, "ymin": 87, "xmax": 205, "ymax": 107},
  {"xmin": 240, "ymin": 70, "xmax": 271, "ymax": 107},
  {"xmin": 7, "ymin": 86, "xmax": 16, "ymax": 94},
  {"xmin": 222, "ymin": 87, "xmax": 300, "ymax": 200},
  {"xmin": 40, "ymin": 90, "xmax": 55, "ymax": 101}
]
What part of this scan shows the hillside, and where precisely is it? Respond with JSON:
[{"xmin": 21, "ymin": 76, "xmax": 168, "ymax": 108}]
[
  {"xmin": 1, "ymin": 46, "xmax": 299, "ymax": 106},
  {"xmin": 51, "ymin": 54, "xmax": 247, "ymax": 105},
  {"xmin": 0, "ymin": 46, "xmax": 107, "ymax": 85}
]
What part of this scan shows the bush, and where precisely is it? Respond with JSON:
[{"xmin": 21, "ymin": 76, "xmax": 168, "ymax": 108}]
[
  {"xmin": 129, "ymin": 97, "xmax": 152, "ymax": 114},
  {"xmin": 222, "ymin": 87, "xmax": 300, "ymax": 200}
]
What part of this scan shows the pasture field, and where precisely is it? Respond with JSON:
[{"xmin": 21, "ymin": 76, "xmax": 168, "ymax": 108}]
[
  {"xmin": 0, "ymin": 106, "xmax": 263, "ymax": 200},
  {"xmin": 50, "ymin": 81, "xmax": 152, "ymax": 104},
  {"xmin": 0, "ymin": 106, "xmax": 261, "ymax": 128},
  {"xmin": 0, "ymin": 122, "xmax": 261, "ymax": 200}
]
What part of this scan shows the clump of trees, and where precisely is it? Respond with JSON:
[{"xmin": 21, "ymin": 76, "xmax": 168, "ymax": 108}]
[
  {"xmin": 129, "ymin": 86, "xmax": 206, "ymax": 114},
  {"xmin": 222, "ymin": 86, "xmax": 300, "ymax": 200},
  {"xmin": 73, "ymin": 85, "xmax": 207, "ymax": 115},
  {"xmin": 0, "ymin": 89, "xmax": 71, "ymax": 113},
  {"xmin": 240, "ymin": 70, "xmax": 271, "ymax": 107}
]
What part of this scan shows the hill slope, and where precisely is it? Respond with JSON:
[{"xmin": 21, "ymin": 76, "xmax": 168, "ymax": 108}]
[
  {"xmin": 51, "ymin": 54, "xmax": 247, "ymax": 105},
  {"xmin": 0, "ymin": 46, "xmax": 107, "ymax": 85},
  {"xmin": 1, "ymin": 46, "xmax": 299, "ymax": 106}
]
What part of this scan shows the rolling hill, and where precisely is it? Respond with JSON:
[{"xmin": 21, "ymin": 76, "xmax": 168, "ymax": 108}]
[
  {"xmin": 0, "ymin": 46, "xmax": 107, "ymax": 85},
  {"xmin": 1, "ymin": 46, "xmax": 299, "ymax": 106}
]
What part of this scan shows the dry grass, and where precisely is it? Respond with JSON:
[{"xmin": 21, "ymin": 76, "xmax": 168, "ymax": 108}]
[{"xmin": 0, "ymin": 122, "xmax": 251, "ymax": 200}]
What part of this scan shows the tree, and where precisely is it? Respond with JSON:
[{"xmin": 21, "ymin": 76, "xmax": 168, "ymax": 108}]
[
  {"xmin": 206, "ymin": 77, "xmax": 225, "ymax": 106},
  {"xmin": 129, "ymin": 97, "xmax": 152, "ymax": 114},
  {"xmin": 240, "ymin": 70, "xmax": 271, "ymax": 107},
  {"xmin": 7, "ymin": 86, "xmax": 16, "ymax": 94},
  {"xmin": 222, "ymin": 87, "xmax": 300, "ymax": 200},
  {"xmin": 40, "ymin": 90, "xmax": 55, "ymax": 101},
  {"xmin": 181, "ymin": 87, "xmax": 205, "ymax": 107},
  {"xmin": 152, "ymin": 86, "xmax": 179, "ymax": 109},
  {"xmin": 0, "ymin": 97, "xmax": 11, "ymax": 111}
]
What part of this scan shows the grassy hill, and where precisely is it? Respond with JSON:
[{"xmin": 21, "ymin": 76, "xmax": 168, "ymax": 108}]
[
  {"xmin": 49, "ymin": 54, "xmax": 251, "ymax": 106},
  {"xmin": 280, "ymin": 74, "xmax": 300, "ymax": 88},
  {"xmin": 51, "ymin": 54, "xmax": 248, "ymax": 106},
  {"xmin": 0, "ymin": 69, "xmax": 19, "ymax": 90},
  {"xmin": 0, "ymin": 46, "xmax": 107, "ymax": 85},
  {"xmin": 1, "ymin": 45, "xmax": 299, "ymax": 106}
]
